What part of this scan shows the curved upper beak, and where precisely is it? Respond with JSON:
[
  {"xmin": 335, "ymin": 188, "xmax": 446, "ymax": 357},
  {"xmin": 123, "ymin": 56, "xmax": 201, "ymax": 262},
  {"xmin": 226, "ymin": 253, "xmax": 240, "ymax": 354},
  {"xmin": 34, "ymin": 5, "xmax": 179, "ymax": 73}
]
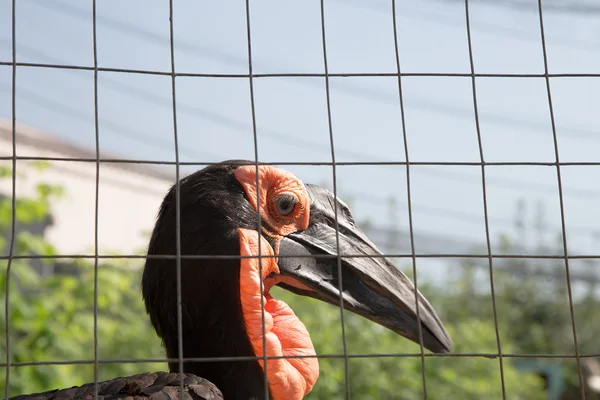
[{"xmin": 274, "ymin": 184, "xmax": 453, "ymax": 353}]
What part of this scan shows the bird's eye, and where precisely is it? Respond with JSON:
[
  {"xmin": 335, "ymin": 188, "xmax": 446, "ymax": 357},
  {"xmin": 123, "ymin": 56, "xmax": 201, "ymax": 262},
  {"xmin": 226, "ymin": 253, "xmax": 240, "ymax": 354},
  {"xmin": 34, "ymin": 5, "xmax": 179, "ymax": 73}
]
[{"xmin": 274, "ymin": 193, "xmax": 298, "ymax": 216}]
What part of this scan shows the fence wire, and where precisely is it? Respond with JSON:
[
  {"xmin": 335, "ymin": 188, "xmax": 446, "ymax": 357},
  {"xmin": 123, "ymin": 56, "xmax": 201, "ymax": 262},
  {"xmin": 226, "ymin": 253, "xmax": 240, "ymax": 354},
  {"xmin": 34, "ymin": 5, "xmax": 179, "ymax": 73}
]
[
  {"xmin": 536, "ymin": 0, "xmax": 585, "ymax": 397},
  {"xmin": 1, "ymin": 0, "xmax": 596, "ymax": 399},
  {"xmin": 91, "ymin": 0, "xmax": 100, "ymax": 399},
  {"xmin": 391, "ymin": 0, "xmax": 429, "ymax": 396},
  {"xmin": 243, "ymin": 0, "xmax": 272, "ymax": 398},
  {"xmin": 3, "ymin": 0, "xmax": 17, "ymax": 398},
  {"xmin": 463, "ymin": 0, "xmax": 507, "ymax": 397}
]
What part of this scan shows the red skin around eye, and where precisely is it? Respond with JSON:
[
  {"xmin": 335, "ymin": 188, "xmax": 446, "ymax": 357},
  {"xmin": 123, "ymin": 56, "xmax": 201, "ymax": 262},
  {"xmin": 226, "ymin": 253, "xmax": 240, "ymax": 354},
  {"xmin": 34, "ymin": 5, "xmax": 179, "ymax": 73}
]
[
  {"xmin": 238, "ymin": 228, "xmax": 319, "ymax": 400},
  {"xmin": 234, "ymin": 165, "xmax": 310, "ymax": 236}
]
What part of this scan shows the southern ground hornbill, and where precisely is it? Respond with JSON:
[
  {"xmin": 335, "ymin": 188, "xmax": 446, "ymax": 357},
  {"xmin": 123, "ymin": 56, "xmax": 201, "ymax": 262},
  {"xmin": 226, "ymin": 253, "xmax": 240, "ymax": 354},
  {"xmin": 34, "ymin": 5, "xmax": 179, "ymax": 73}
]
[{"xmin": 9, "ymin": 161, "xmax": 453, "ymax": 400}]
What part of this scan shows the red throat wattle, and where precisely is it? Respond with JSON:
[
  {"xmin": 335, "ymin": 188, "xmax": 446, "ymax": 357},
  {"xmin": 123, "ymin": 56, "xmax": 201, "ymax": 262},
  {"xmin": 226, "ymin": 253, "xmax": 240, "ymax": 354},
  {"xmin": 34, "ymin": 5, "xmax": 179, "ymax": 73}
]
[
  {"xmin": 238, "ymin": 228, "xmax": 319, "ymax": 400},
  {"xmin": 234, "ymin": 165, "xmax": 319, "ymax": 400}
]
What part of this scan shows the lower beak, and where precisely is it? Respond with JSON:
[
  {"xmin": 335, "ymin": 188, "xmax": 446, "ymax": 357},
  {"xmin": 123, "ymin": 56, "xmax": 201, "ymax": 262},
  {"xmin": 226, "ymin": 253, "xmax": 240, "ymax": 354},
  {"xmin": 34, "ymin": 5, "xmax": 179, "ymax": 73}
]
[{"xmin": 274, "ymin": 184, "xmax": 453, "ymax": 353}]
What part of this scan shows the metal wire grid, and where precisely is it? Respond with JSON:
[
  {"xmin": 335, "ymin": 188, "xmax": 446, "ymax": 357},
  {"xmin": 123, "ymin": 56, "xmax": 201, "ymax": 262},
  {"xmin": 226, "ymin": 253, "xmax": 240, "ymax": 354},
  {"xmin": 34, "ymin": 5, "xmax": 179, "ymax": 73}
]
[
  {"xmin": 244, "ymin": 1, "xmax": 271, "ymax": 397},
  {"xmin": 390, "ymin": 1, "xmax": 428, "ymax": 395},
  {"xmin": 91, "ymin": 0, "xmax": 101, "ymax": 398},
  {"xmin": 4, "ymin": 0, "xmax": 17, "ymax": 398},
  {"xmin": 1, "ymin": 65, "xmax": 600, "ymax": 78},
  {"xmin": 1, "ymin": 1, "xmax": 593, "ymax": 400},
  {"xmin": 462, "ymin": 2, "xmax": 507, "ymax": 398},
  {"xmin": 536, "ymin": 1, "xmax": 584, "ymax": 397}
]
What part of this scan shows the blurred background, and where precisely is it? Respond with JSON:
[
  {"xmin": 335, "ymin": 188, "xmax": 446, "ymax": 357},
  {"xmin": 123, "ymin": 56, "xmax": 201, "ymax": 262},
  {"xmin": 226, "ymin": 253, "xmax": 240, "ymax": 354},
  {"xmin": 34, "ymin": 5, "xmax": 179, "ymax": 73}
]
[{"xmin": 1, "ymin": 0, "xmax": 600, "ymax": 399}]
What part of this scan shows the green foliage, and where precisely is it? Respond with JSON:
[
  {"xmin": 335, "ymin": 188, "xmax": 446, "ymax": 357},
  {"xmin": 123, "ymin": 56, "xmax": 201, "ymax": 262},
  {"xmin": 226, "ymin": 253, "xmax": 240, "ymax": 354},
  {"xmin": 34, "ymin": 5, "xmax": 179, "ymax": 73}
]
[
  {"xmin": 0, "ymin": 262, "xmax": 165, "ymax": 395},
  {"xmin": 0, "ymin": 163, "xmax": 165, "ymax": 396},
  {"xmin": 0, "ymin": 165, "xmax": 559, "ymax": 399},
  {"xmin": 272, "ymin": 284, "xmax": 545, "ymax": 400},
  {"xmin": 446, "ymin": 229, "xmax": 600, "ymax": 399}
]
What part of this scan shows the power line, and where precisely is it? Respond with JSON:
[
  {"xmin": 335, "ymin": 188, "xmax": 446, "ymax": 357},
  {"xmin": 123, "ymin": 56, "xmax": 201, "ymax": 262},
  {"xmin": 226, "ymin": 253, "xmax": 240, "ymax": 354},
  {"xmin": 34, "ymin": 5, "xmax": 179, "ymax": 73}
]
[
  {"xmin": 328, "ymin": 79, "xmax": 600, "ymax": 142},
  {"xmin": 4, "ymin": 36, "xmax": 600, "ymax": 222},
  {"xmin": 4, "ymin": 38, "xmax": 600, "ymax": 204},
  {"xmin": 38, "ymin": 0, "xmax": 600, "ymax": 62},
  {"xmin": 0, "ymin": 80, "xmax": 214, "ymax": 161},
  {"xmin": 2, "ymin": 86, "xmax": 597, "ymax": 243},
  {"xmin": 29, "ymin": 0, "xmax": 249, "ymax": 68},
  {"xmin": 3, "ymin": 75, "xmax": 596, "ymax": 238},
  {"xmin": 7, "ymin": 17, "xmax": 600, "ymax": 196},
  {"xmin": 4, "ymin": 78, "xmax": 595, "ymax": 240},
  {"xmin": 28, "ymin": 0, "xmax": 600, "ymax": 144},
  {"xmin": 2, "ymin": 38, "xmax": 385, "ymax": 163},
  {"xmin": 409, "ymin": 167, "xmax": 600, "ymax": 198},
  {"xmin": 339, "ymin": 0, "xmax": 600, "ymax": 50},
  {"xmin": 348, "ymin": 191, "xmax": 599, "ymax": 236},
  {"xmin": 97, "ymin": 78, "xmax": 372, "ymax": 161},
  {"xmin": 429, "ymin": 0, "xmax": 600, "ymax": 15},
  {"xmin": 10, "ymin": 37, "xmax": 600, "ymax": 203}
]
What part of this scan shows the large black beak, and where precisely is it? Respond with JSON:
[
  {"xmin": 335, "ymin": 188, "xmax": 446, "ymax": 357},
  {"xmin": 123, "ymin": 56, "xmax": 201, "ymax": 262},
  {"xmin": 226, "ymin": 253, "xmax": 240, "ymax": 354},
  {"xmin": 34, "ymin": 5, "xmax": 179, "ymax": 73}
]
[{"xmin": 274, "ymin": 184, "xmax": 452, "ymax": 353}]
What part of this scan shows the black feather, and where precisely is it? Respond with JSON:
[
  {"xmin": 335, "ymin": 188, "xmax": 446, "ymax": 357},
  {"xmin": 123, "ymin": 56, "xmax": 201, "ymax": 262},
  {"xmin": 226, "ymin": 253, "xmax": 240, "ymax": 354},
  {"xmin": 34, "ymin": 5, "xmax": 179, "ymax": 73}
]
[
  {"xmin": 141, "ymin": 161, "xmax": 268, "ymax": 400},
  {"xmin": 8, "ymin": 372, "xmax": 223, "ymax": 400}
]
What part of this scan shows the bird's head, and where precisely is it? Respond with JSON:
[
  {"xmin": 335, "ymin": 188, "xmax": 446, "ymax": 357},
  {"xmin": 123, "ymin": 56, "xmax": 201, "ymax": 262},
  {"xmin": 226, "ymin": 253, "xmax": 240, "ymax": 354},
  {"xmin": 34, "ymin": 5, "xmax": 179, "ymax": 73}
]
[{"xmin": 142, "ymin": 160, "xmax": 452, "ymax": 400}]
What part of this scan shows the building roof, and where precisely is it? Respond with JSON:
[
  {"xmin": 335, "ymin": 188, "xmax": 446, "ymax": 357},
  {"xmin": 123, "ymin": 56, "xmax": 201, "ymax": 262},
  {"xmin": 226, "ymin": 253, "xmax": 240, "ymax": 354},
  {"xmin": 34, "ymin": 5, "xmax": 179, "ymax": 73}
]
[{"xmin": 0, "ymin": 118, "xmax": 175, "ymax": 182}]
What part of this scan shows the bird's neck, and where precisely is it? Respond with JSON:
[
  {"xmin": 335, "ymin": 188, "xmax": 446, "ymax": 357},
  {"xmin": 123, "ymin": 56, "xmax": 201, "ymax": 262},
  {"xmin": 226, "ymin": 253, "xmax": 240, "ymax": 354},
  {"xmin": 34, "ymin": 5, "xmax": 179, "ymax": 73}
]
[{"xmin": 163, "ymin": 297, "xmax": 268, "ymax": 400}]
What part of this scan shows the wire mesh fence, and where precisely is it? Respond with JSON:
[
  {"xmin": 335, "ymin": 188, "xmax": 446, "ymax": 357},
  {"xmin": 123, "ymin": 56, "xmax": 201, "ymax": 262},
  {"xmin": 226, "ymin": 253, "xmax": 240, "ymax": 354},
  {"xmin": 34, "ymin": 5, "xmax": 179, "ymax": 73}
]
[{"xmin": 1, "ymin": 0, "xmax": 599, "ymax": 399}]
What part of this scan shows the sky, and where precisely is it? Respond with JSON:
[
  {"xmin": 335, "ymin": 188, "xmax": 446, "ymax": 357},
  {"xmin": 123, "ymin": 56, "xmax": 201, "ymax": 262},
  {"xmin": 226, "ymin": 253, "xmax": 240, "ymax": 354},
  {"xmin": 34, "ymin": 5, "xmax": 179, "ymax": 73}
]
[{"xmin": 0, "ymin": 0, "xmax": 599, "ymax": 286}]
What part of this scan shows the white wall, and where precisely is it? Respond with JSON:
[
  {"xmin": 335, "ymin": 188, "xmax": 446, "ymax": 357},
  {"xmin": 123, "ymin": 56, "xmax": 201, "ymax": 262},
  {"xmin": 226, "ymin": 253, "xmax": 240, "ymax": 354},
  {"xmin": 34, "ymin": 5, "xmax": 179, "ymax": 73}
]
[{"xmin": 0, "ymin": 120, "xmax": 176, "ymax": 259}]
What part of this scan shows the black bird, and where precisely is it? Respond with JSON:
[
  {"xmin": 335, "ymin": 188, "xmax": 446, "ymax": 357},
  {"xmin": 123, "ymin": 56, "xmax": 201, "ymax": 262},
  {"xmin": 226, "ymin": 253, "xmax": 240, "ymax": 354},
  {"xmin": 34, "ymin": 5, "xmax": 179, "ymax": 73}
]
[{"xmin": 9, "ymin": 161, "xmax": 452, "ymax": 400}]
